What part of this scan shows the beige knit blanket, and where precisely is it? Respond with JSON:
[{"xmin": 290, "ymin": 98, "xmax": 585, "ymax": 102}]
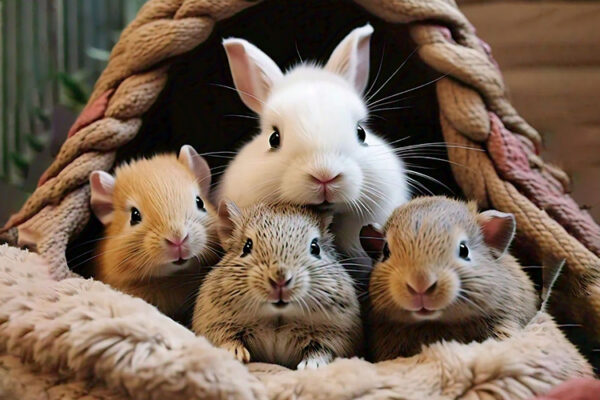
[
  {"xmin": 1, "ymin": 0, "xmax": 598, "ymax": 340},
  {"xmin": 0, "ymin": 245, "xmax": 592, "ymax": 400}
]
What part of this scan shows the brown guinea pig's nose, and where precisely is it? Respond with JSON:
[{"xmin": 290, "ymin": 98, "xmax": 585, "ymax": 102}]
[{"xmin": 268, "ymin": 276, "xmax": 293, "ymax": 289}]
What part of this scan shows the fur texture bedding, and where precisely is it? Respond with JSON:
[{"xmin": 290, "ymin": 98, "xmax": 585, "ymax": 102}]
[{"xmin": 0, "ymin": 245, "xmax": 593, "ymax": 399}]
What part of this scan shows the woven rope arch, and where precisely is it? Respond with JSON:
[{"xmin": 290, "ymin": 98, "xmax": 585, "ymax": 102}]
[{"xmin": 0, "ymin": 0, "xmax": 598, "ymax": 398}]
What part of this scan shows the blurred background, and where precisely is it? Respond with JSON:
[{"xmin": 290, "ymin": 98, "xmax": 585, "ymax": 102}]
[
  {"xmin": 0, "ymin": 0, "xmax": 598, "ymax": 224},
  {"xmin": 0, "ymin": 0, "xmax": 145, "ymax": 222}
]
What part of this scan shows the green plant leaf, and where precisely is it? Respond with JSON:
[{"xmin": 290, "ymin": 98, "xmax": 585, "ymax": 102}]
[
  {"xmin": 86, "ymin": 47, "xmax": 111, "ymax": 62},
  {"xmin": 57, "ymin": 72, "xmax": 90, "ymax": 107},
  {"xmin": 9, "ymin": 152, "xmax": 31, "ymax": 173},
  {"xmin": 25, "ymin": 133, "xmax": 48, "ymax": 152},
  {"xmin": 33, "ymin": 107, "xmax": 51, "ymax": 127}
]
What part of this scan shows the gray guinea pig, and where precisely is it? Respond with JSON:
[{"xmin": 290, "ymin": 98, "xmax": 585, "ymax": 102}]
[{"xmin": 361, "ymin": 196, "xmax": 537, "ymax": 362}]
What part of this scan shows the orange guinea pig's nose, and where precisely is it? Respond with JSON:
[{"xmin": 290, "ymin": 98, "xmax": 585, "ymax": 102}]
[
  {"xmin": 311, "ymin": 173, "xmax": 342, "ymax": 185},
  {"xmin": 165, "ymin": 233, "xmax": 189, "ymax": 248}
]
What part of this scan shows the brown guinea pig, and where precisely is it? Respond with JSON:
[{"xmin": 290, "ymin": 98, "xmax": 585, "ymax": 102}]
[
  {"xmin": 89, "ymin": 145, "xmax": 220, "ymax": 321},
  {"xmin": 361, "ymin": 196, "xmax": 538, "ymax": 362},
  {"xmin": 193, "ymin": 201, "xmax": 362, "ymax": 370}
]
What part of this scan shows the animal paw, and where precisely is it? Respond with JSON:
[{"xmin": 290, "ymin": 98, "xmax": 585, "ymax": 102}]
[
  {"xmin": 297, "ymin": 354, "xmax": 331, "ymax": 370},
  {"xmin": 222, "ymin": 342, "xmax": 251, "ymax": 363}
]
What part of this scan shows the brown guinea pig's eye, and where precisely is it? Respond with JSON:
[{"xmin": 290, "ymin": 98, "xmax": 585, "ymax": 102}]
[
  {"xmin": 382, "ymin": 242, "xmax": 390, "ymax": 261},
  {"xmin": 241, "ymin": 238, "xmax": 253, "ymax": 257},
  {"xmin": 130, "ymin": 207, "xmax": 142, "ymax": 226}
]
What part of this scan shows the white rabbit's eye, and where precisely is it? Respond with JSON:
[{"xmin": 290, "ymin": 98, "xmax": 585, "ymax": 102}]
[
  {"xmin": 269, "ymin": 127, "xmax": 281, "ymax": 150},
  {"xmin": 356, "ymin": 124, "xmax": 367, "ymax": 145}
]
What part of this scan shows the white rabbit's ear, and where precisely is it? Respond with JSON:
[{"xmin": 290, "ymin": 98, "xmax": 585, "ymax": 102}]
[
  {"xmin": 222, "ymin": 38, "xmax": 283, "ymax": 114},
  {"xmin": 90, "ymin": 171, "xmax": 116, "ymax": 225},
  {"xmin": 325, "ymin": 23, "xmax": 373, "ymax": 94},
  {"xmin": 178, "ymin": 144, "xmax": 211, "ymax": 196}
]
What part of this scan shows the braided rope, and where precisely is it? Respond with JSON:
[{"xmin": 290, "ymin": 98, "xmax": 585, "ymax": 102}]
[{"xmin": 2, "ymin": 0, "xmax": 599, "ymax": 336}]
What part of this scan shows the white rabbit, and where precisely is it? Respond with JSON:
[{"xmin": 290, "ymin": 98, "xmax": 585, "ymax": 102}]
[{"xmin": 218, "ymin": 24, "xmax": 409, "ymax": 257}]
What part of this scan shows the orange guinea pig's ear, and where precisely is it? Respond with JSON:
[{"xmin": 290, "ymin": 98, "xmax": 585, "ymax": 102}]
[
  {"xmin": 360, "ymin": 224, "xmax": 385, "ymax": 261},
  {"xmin": 477, "ymin": 210, "xmax": 516, "ymax": 258},
  {"xmin": 90, "ymin": 171, "xmax": 116, "ymax": 225},
  {"xmin": 178, "ymin": 145, "xmax": 211, "ymax": 196},
  {"xmin": 217, "ymin": 199, "xmax": 241, "ymax": 250}
]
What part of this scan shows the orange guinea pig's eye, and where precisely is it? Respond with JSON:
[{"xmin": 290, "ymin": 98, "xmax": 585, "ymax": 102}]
[
  {"xmin": 196, "ymin": 196, "xmax": 205, "ymax": 211},
  {"xmin": 130, "ymin": 207, "xmax": 142, "ymax": 226}
]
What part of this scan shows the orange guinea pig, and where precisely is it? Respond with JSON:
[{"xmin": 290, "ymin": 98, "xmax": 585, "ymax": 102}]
[{"xmin": 89, "ymin": 145, "xmax": 220, "ymax": 321}]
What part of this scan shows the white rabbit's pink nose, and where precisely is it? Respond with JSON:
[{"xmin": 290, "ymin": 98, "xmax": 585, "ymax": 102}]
[{"xmin": 311, "ymin": 173, "xmax": 341, "ymax": 186}]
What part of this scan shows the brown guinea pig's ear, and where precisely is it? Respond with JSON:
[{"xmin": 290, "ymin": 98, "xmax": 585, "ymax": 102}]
[
  {"xmin": 90, "ymin": 171, "xmax": 116, "ymax": 225},
  {"xmin": 477, "ymin": 210, "xmax": 516, "ymax": 258},
  {"xmin": 217, "ymin": 199, "xmax": 241, "ymax": 248},
  {"xmin": 178, "ymin": 145, "xmax": 211, "ymax": 196},
  {"xmin": 360, "ymin": 224, "xmax": 385, "ymax": 260},
  {"xmin": 318, "ymin": 212, "xmax": 334, "ymax": 233}
]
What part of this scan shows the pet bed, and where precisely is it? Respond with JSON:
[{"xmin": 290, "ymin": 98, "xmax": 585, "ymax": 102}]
[{"xmin": 0, "ymin": 0, "xmax": 598, "ymax": 398}]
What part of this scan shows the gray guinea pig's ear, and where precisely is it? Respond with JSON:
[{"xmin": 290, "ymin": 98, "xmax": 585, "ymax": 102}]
[
  {"xmin": 89, "ymin": 170, "xmax": 116, "ymax": 225},
  {"xmin": 178, "ymin": 145, "xmax": 211, "ymax": 196},
  {"xmin": 477, "ymin": 210, "xmax": 516, "ymax": 258},
  {"xmin": 360, "ymin": 223, "xmax": 385, "ymax": 261},
  {"xmin": 217, "ymin": 199, "xmax": 241, "ymax": 249}
]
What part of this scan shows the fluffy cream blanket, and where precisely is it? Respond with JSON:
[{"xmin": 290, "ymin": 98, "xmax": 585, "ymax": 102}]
[{"xmin": 0, "ymin": 245, "xmax": 592, "ymax": 399}]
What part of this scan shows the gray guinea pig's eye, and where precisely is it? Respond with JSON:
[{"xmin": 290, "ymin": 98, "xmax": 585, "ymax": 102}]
[
  {"xmin": 241, "ymin": 238, "xmax": 253, "ymax": 257},
  {"xmin": 458, "ymin": 241, "xmax": 470, "ymax": 261}
]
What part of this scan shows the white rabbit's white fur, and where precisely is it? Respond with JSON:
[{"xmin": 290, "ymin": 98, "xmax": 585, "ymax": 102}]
[{"xmin": 219, "ymin": 24, "xmax": 409, "ymax": 255}]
